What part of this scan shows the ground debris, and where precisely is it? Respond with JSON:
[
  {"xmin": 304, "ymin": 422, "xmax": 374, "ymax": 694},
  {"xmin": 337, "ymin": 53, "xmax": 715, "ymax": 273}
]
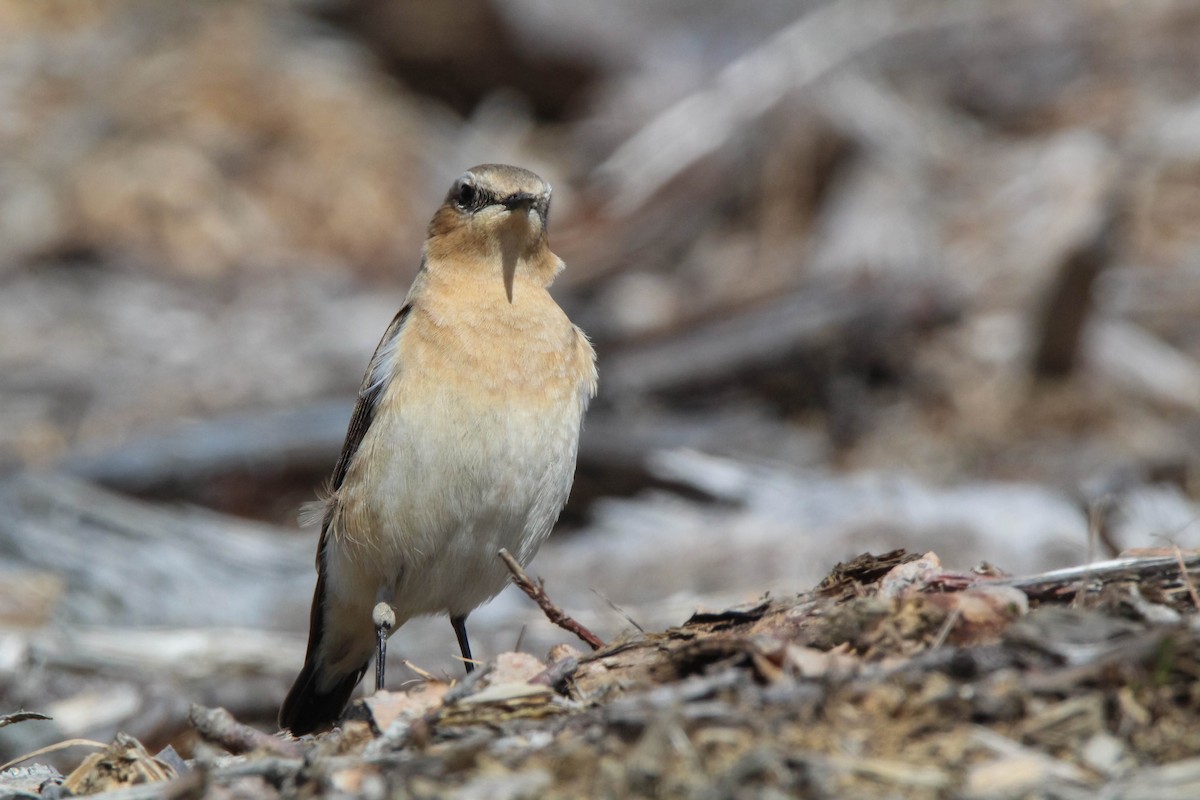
[
  {"xmin": 61, "ymin": 732, "xmax": 177, "ymax": 796},
  {"xmin": 816, "ymin": 548, "xmax": 923, "ymax": 600},
  {"xmin": 10, "ymin": 548, "xmax": 1199, "ymax": 798}
]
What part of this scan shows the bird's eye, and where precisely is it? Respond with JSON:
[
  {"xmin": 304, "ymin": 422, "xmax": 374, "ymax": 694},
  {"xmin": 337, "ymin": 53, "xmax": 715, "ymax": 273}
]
[{"xmin": 455, "ymin": 180, "xmax": 477, "ymax": 210}]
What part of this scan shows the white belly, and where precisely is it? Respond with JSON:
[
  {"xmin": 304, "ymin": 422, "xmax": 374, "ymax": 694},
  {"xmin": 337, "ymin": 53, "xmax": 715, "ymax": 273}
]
[{"xmin": 329, "ymin": 393, "xmax": 581, "ymax": 621}]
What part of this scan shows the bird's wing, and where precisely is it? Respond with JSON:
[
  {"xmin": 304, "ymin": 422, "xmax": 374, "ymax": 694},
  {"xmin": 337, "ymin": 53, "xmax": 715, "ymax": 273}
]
[
  {"xmin": 329, "ymin": 303, "xmax": 413, "ymax": 493},
  {"xmin": 282, "ymin": 303, "xmax": 414, "ymax": 732},
  {"xmin": 303, "ymin": 303, "xmax": 413, "ymax": 558}
]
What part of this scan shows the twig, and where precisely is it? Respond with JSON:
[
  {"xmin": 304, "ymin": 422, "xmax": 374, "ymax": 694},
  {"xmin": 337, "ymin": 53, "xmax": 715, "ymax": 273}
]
[
  {"xmin": 0, "ymin": 738, "xmax": 107, "ymax": 772},
  {"xmin": 931, "ymin": 605, "xmax": 963, "ymax": 650},
  {"xmin": 592, "ymin": 588, "xmax": 645, "ymax": 633},
  {"xmin": 0, "ymin": 710, "xmax": 51, "ymax": 729},
  {"xmin": 498, "ymin": 548, "xmax": 606, "ymax": 651},
  {"xmin": 1000, "ymin": 553, "xmax": 1200, "ymax": 596},
  {"xmin": 401, "ymin": 659, "xmax": 439, "ymax": 682},
  {"xmin": 1175, "ymin": 545, "xmax": 1200, "ymax": 610},
  {"xmin": 188, "ymin": 705, "xmax": 302, "ymax": 758}
]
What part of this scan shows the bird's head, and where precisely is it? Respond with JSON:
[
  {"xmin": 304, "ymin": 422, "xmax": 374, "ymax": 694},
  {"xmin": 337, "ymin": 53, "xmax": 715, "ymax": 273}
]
[{"xmin": 425, "ymin": 164, "xmax": 563, "ymax": 291}]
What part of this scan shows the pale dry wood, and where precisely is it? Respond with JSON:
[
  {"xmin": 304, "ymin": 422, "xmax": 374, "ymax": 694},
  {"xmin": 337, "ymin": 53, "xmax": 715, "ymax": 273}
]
[
  {"xmin": 0, "ymin": 627, "xmax": 304, "ymax": 761},
  {"xmin": 1084, "ymin": 320, "xmax": 1200, "ymax": 412},
  {"xmin": 594, "ymin": 0, "xmax": 1018, "ymax": 213},
  {"xmin": 602, "ymin": 279, "xmax": 959, "ymax": 401},
  {"xmin": 998, "ymin": 552, "xmax": 1200, "ymax": 595},
  {"xmin": 188, "ymin": 705, "xmax": 301, "ymax": 758},
  {"xmin": 0, "ymin": 473, "xmax": 311, "ymax": 628},
  {"xmin": 1109, "ymin": 758, "xmax": 1200, "ymax": 799},
  {"xmin": 56, "ymin": 402, "xmax": 820, "ymax": 514},
  {"xmin": 61, "ymin": 404, "xmax": 351, "ymax": 494},
  {"xmin": 29, "ymin": 628, "xmax": 303, "ymax": 679}
]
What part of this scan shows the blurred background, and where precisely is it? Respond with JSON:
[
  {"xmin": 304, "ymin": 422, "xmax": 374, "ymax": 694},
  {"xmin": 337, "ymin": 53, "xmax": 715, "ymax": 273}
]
[{"xmin": 2, "ymin": 0, "xmax": 1199, "ymax": 761}]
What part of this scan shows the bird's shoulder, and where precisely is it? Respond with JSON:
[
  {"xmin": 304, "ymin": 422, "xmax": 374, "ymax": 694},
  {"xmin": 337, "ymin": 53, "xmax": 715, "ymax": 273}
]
[
  {"xmin": 304, "ymin": 302, "xmax": 413, "ymax": 522},
  {"xmin": 303, "ymin": 300, "xmax": 411, "ymax": 557}
]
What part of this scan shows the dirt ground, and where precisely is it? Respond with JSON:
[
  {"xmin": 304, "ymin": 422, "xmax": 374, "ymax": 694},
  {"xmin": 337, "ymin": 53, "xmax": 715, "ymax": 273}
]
[{"xmin": 8, "ymin": 549, "xmax": 1200, "ymax": 798}]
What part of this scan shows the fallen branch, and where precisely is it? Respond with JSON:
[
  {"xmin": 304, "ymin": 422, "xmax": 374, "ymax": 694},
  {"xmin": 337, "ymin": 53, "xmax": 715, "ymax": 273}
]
[
  {"xmin": 498, "ymin": 549, "xmax": 606, "ymax": 651},
  {"xmin": 601, "ymin": 279, "xmax": 959, "ymax": 403},
  {"xmin": 188, "ymin": 705, "xmax": 302, "ymax": 758},
  {"xmin": 0, "ymin": 473, "xmax": 311, "ymax": 629},
  {"xmin": 998, "ymin": 552, "xmax": 1200, "ymax": 600},
  {"xmin": 593, "ymin": 0, "xmax": 1014, "ymax": 213}
]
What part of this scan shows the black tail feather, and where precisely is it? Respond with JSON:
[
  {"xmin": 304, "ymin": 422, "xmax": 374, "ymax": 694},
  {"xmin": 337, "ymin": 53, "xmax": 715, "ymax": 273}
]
[
  {"xmin": 279, "ymin": 545, "xmax": 367, "ymax": 735},
  {"xmin": 278, "ymin": 656, "xmax": 367, "ymax": 736}
]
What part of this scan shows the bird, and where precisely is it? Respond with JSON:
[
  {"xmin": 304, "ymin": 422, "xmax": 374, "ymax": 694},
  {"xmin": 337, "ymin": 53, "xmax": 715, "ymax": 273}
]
[{"xmin": 278, "ymin": 164, "xmax": 597, "ymax": 735}]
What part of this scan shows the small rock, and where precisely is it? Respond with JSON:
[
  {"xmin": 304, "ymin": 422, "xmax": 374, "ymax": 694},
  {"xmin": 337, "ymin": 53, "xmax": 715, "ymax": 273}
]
[{"xmin": 1081, "ymin": 732, "xmax": 1127, "ymax": 777}]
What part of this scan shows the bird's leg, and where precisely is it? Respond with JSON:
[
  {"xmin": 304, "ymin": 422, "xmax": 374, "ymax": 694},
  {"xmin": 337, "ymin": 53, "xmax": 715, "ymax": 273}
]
[
  {"xmin": 372, "ymin": 601, "xmax": 396, "ymax": 692},
  {"xmin": 450, "ymin": 615, "xmax": 475, "ymax": 674}
]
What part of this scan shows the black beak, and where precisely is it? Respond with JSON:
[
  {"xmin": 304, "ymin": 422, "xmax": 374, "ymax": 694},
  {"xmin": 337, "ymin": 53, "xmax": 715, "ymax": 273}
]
[{"xmin": 503, "ymin": 192, "xmax": 539, "ymax": 211}]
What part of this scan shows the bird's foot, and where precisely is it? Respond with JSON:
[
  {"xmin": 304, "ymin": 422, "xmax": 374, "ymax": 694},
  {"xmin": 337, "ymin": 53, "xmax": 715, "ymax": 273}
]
[{"xmin": 372, "ymin": 602, "xmax": 397, "ymax": 692}]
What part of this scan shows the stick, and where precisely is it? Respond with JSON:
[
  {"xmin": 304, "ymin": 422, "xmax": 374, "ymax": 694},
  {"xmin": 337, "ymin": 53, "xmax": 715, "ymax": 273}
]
[
  {"xmin": 0, "ymin": 710, "xmax": 51, "ymax": 729},
  {"xmin": 930, "ymin": 605, "xmax": 963, "ymax": 650},
  {"xmin": 498, "ymin": 549, "xmax": 606, "ymax": 651},
  {"xmin": 0, "ymin": 738, "xmax": 107, "ymax": 772},
  {"xmin": 592, "ymin": 588, "xmax": 645, "ymax": 633},
  {"xmin": 1175, "ymin": 545, "xmax": 1200, "ymax": 611},
  {"xmin": 188, "ymin": 705, "xmax": 302, "ymax": 758},
  {"xmin": 999, "ymin": 553, "xmax": 1200, "ymax": 594}
]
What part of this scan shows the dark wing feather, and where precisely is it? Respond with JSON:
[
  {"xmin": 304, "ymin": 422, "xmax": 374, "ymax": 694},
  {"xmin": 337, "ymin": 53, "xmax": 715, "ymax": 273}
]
[
  {"xmin": 279, "ymin": 303, "xmax": 412, "ymax": 734},
  {"xmin": 328, "ymin": 303, "xmax": 413, "ymax": 493}
]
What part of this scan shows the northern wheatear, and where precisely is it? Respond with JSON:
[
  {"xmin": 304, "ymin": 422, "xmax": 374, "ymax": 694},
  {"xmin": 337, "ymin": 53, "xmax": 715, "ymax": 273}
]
[{"xmin": 279, "ymin": 164, "xmax": 596, "ymax": 735}]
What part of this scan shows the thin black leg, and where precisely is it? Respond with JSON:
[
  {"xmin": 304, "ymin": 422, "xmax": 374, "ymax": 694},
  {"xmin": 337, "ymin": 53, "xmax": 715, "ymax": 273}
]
[
  {"xmin": 375, "ymin": 623, "xmax": 387, "ymax": 691},
  {"xmin": 372, "ymin": 601, "xmax": 396, "ymax": 692},
  {"xmin": 451, "ymin": 614, "xmax": 475, "ymax": 673}
]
